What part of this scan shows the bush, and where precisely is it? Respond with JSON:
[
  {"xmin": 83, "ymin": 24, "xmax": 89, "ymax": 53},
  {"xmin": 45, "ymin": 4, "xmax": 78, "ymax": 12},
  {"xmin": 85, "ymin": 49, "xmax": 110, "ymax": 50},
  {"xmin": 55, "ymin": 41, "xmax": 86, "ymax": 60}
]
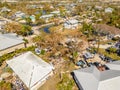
[
  {"xmin": 98, "ymin": 48, "xmax": 120, "ymax": 60},
  {"xmin": 109, "ymin": 47, "xmax": 117, "ymax": 53},
  {"xmin": 3, "ymin": 67, "xmax": 13, "ymax": 73},
  {"xmin": 41, "ymin": 50, "xmax": 45, "ymax": 55},
  {"xmin": 0, "ymin": 81, "xmax": 12, "ymax": 90},
  {"xmin": 0, "ymin": 46, "xmax": 36, "ymax": 66}
]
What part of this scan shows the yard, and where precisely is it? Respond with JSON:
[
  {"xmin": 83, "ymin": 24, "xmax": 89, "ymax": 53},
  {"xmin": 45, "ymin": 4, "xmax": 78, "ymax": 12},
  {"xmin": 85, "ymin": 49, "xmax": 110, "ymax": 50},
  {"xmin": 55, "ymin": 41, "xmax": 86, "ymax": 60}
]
[{"xmin": 39, "ymin": 61, "xmax": 78, "ymax": 90}]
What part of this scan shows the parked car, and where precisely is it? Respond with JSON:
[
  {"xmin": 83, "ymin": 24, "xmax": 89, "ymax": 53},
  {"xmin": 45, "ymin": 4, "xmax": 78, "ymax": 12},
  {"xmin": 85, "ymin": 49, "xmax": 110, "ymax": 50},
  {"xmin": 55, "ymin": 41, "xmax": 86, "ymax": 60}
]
[
  {"xmin": 28, "ymin": 30, "xmax": 34, "ymax": 35},
  {"xmin": 104, "ymin": 56, "xmax": 113, "ymax": 62},
  {"xmin": 99, "ymin": 55, "xmax": 105, "ymax": 60},
  {"xmin": 93, "ymin": 62, "xmax": 100, "ymax": 67},
  {"xmin": 76, "ymin": 60, "xmax": 86, "ymax": 68},
  {"xmin": 83, "ymin": 52, "xmax": 94, "ymax": 59},
  {"xmin": 117, "ymin": 49, "xmax": 120, "ymax": 56},
  {"xmin": 107, "ymin": 42, "xmax": 112, "ymax": 45},
  {"xmin": 88, "ymin": 62, "xmax": 94, "ymax": 67}
]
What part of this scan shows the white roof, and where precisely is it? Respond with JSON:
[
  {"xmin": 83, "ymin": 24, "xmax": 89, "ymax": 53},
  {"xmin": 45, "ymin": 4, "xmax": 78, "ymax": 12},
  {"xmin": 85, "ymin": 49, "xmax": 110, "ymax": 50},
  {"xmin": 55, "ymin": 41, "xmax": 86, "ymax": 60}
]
[
  {"xmin": 50, "ymin": 11, "xmax": 60, "ymax": 14},
  {"xmin": 0, "ymin": 33, "xmax": 24, "ymax": 51},
  {"xmin": 6, "ymin": 51, "xmax": 53, "ymax": 89},
  {"xmin": 105, "ymin": 7, "xmax": 113, "ymax": 13},
  {"xmin": 15, "ymin": 11, "xmax": 26, "ymax": 18},
  {"xmin": 105, "ymin": 60, "xmax": 120, "ymax": 71},
  {"xmin": 73, "ymin": 61, "xmax": 120, "ymax": 90},
  {"xmin": 40, "ymin": 14, "xmax": 53, "ymax": 18},
  {"xmin": 66, "ymin": 19, "xmax": 78, "ymax": 24},
  {"xmin": 1, "ymin": 7, "xmax": 11, "ymax": 12},
  {"xmin": 0, "ymin": 20, "xmax": 7, "ymax": 25}
]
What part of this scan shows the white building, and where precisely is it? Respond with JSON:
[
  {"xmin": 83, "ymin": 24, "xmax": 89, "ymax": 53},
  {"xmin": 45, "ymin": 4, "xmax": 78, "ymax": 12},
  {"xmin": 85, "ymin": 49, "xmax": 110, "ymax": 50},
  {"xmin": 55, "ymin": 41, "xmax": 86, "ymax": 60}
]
[
  {"xmin": 0, "ymin": 33, "xmax": 24, "ymax": 56},
  {"xmin": 105, "ymin": 7, "xmax": 113, "ymax": 13},
  {"xmin": 50, "ymin": 10, "xmax": 60, "ymax": 15},
  {"xmin": 64, "ymin": 19, "xmax": 78, "ymax": 29},
  {"xmin": 0, "ymin": 7, "xmax": 11, "ymax": 12},
  {"xmin": 14, "ymin": 11, "xmax": 26, "ymax": 19},
  {"xmin": 40, "ymin": 14, "xmax": 53, "ymax": 22},
  {"xmin": 40, "ymin": 14, "xmax": 53, "ymax": 19},
  {"xmin": 6, "ymin": 51, "xmax": 54, "ymax": 90},
  {"xmin": 73, "ymin": 60, "xmax": 120, "ymax": 90},
  {"xmin": 78, "ymin": 0, "xmax": 82, "ymax": 2}
]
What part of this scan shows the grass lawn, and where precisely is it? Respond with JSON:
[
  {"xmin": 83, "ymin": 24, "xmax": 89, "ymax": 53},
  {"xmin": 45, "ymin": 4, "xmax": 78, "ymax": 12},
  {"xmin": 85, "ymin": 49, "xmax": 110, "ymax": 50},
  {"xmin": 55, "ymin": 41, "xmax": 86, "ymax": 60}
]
[
  {"xmin": 98, "ymin": 48, "xmax": 120, "ymax": 60},
  {"xmin": 38, "ymin": 61, "xmax": 78, "ymax": 90},
  {"xmin": 0, "ymin": 46, "xmax": 36, "ymax": 66}
]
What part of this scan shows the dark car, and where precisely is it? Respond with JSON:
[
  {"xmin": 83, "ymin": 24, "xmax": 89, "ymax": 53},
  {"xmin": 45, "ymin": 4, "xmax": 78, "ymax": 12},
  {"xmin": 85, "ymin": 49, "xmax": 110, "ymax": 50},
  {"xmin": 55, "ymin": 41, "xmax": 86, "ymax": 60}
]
[
  {"xmin": 93, "ymin": 62, "xmax": 100, "ymax": 67},
  {"xmin": 88, "ymin": 62, "xmax": 94, "ymax": 67},
  {"xmin": 99, "ymin": 55, "xmax": 105, "ymax": 60},
  {"xmin": 104, "ymin": 56, "xmax": 113, "ymax": 62},
  {"xmin": 28, "ymin": 30, "xmax": 34, "ymax": 35},
  {"xmin": 117, "ymin": 49, "xmax": 120, "ymax": 56}
]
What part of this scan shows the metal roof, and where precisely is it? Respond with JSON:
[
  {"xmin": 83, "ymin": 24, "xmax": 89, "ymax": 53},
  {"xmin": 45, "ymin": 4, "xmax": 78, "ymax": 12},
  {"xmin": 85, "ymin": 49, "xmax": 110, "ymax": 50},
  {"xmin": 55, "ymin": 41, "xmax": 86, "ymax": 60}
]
[
  {"xmin": 73, "ymin": 61, "xmax": 120, "ymax": 90},
  {"xmin": 66, "ymin": 19, "xmax": 78, "ymax": 24},
  {"xmin": 6, "ymin": 51, "xmax": 54, "ymax": 89},
  {"xmin": 40, "ymin": 14, "xmax": 53, "ymax": 18},
  {"xmin": 0, "ymin": 33, "xmax": 24, "ymax": 51}
]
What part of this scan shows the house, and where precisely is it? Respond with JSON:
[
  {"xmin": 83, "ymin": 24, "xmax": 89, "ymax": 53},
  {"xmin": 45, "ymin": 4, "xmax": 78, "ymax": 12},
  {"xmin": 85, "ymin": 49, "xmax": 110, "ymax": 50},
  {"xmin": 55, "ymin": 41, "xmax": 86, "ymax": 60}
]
[
  {"xmin": 26, "ymin": 5, "xmax": 37, "ymax": 9},
  {"xmin": 114, "ymin": 35, "xmax": 120, "ymax": 38},
  {"xmin": 105, "ymin": 7, "xmax": 113, "ymax": 13},
  {"xmin": 78, "ymin": 0, "xmax": 83, "ymax": 3},
  {"xmin": 40, "ymin": 14, "xmax": 53, "ymax": 19},
  {"xmin": 95, "ymin": 6, "xmax": 103, "ymax": 11},
  {"xmin": 6, "ymin": 51, "xmax": 54, "ymax": 90},
  {"xmin": 64, "ymin": 19, "xmax": 78, "ymax": 29},
  {"xmin": 0, "ymin": 7, "xmax": 11, "ymax": 12},
  {"xmin": 14, "ymin": 11, "xmax": 26, "ymax": 19},
  {"xmin": 40, "ymin": 14, "xmax": 54, "ymax": 22},
  {"xmin": 96, "ymin": 19, "xmax": 103, "ymax": 23},
  {"xmin": 50, "ymin": 10, "xmax": 60, "ymax": 16},
  {"xmin": 0, "ymin": 33, "xmax": 24, "ymax": 56},
  {"xmin": 100, "ymin": 0, "xmax": 120, "ymax": 2},
  {"xmin": 72, "ymin": 60, "xmax": 120, "ymax": 90},
  {"xmin": 1, "ymin": 0, "xmax": 18, "ymax": 3}
]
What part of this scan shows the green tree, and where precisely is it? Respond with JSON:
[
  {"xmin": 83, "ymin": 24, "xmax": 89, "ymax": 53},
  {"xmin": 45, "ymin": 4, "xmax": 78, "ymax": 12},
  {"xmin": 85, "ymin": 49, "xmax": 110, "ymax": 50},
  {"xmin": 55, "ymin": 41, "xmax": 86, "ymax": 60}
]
[
  {"xmin": 109, "ymin": 47, "xmax": 117, "ymax": 53},
  {"xmin": 20, "ymin": 25, "xmax": 32, "ymax": 36},
  {"xmin": 25, "ymin": 17, "xmax": 32, "ymax": 25},
  {"xmin": 35, "ymin": 11, "xmax": 43, "ymax": 24},
  {"xmin": 82, "ymin": 23, "xmax": 94, "ymax": 37}
]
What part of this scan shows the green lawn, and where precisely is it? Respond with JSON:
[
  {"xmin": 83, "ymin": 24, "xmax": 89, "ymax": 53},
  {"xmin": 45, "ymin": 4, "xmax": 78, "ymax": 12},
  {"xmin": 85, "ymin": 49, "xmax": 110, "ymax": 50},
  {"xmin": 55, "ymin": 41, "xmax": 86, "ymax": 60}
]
[
  {"xmin": 98, "ymin": 48, "xmax": 120, "ymax": 60},
  {"xmin": 0, "ymin": 46, "xmax": 36, "ymax": 66}
]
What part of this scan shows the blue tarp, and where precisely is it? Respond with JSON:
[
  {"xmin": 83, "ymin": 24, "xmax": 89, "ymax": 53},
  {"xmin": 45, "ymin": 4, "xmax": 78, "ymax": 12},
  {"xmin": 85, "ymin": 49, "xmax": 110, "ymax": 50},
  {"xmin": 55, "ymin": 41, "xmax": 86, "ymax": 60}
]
[{"xmin": 44, "ymin": 27, "xmax": 50, "ymax": 33}]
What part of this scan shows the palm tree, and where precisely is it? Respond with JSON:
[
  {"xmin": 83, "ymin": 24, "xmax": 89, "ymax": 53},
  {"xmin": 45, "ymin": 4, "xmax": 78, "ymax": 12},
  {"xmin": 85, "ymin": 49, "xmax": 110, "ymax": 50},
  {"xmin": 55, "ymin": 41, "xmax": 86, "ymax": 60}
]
[{"xmin": 82, "ymin": 22, "xmax": 94, "ymax": 37}]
